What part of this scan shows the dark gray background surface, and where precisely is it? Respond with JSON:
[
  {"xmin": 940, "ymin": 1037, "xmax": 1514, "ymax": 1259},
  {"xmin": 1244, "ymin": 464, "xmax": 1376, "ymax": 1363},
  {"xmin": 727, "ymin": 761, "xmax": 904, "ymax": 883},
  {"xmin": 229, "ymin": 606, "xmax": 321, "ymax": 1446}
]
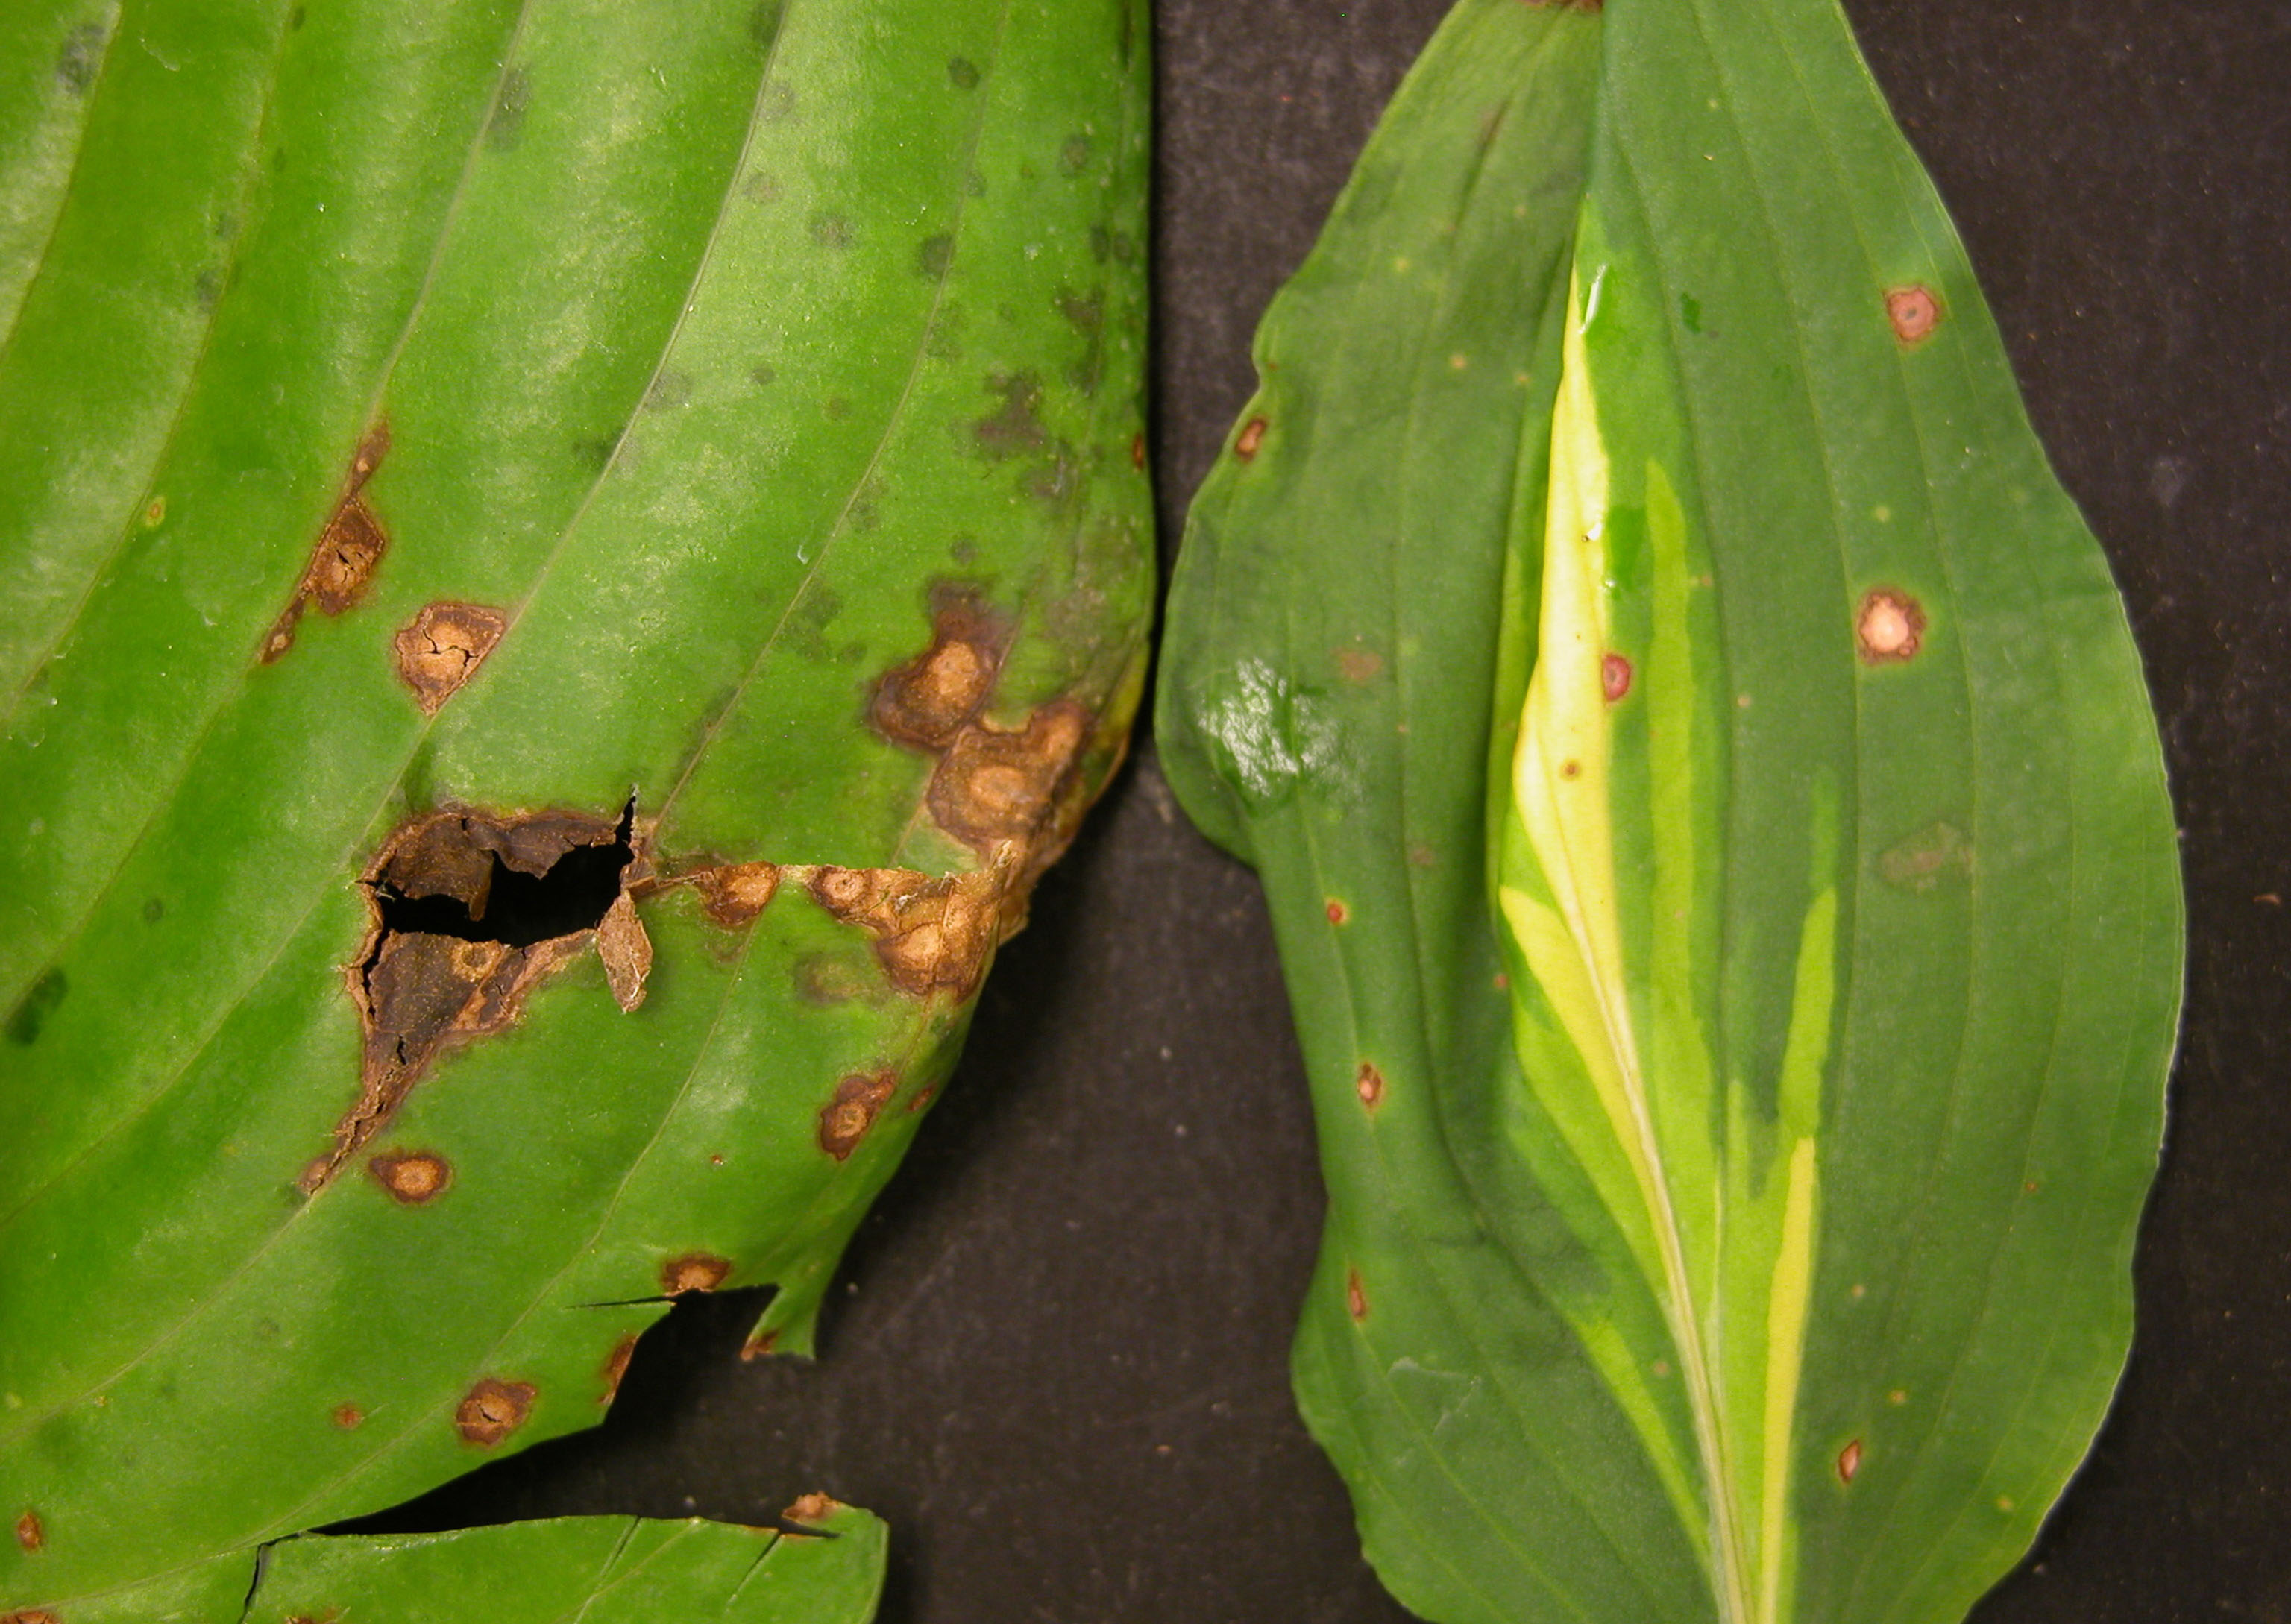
[{"xmin": 380, "ymin": 1, "xmax": 2291, "ymax": 1617}]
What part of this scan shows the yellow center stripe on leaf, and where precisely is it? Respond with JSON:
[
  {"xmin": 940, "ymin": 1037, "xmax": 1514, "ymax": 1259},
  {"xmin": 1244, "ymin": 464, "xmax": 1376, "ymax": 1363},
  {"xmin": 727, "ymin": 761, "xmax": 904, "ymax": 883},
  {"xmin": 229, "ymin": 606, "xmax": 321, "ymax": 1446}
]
[
  {"xmin": 1759, "ymin": 1136, "xmax": 1820, "ymax": 1624},
  {"xmin": 1503, "ymin": 270, "xmax": 1756, "ymax": 1624},
  {"xmin": 1501, "ymin": 268, "xmax": 1848, "ymax": 1624}
]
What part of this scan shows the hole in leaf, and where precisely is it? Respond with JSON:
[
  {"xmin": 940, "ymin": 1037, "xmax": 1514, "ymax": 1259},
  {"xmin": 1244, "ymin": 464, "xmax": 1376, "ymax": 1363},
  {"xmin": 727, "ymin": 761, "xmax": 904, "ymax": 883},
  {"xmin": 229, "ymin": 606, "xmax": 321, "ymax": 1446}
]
[{"xmin": 371, "ymin": 804, "xmax": 634, "ymax": 948}]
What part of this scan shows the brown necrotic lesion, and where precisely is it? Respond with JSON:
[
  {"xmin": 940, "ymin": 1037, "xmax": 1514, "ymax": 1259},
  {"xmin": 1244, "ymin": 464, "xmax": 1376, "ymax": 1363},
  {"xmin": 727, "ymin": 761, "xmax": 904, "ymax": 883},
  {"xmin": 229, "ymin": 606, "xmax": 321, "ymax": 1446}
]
[
  {"xmin": 263, "ymin": 424, "xmax": 392, "ymax": 664},
  {"xmin": 392, "ymin": 602, "xmax": 508, "ymax": 714},
  {"xmin": 303, "ymin": 801, "xmax": 644, "ymax": 1194}
]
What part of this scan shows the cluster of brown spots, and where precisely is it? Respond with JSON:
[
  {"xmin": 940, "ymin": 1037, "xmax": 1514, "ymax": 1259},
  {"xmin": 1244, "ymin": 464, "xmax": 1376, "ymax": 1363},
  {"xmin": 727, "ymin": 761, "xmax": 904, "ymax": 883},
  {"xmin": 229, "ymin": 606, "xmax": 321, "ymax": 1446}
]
[
  {"xmin": 392, "ymin": 603, "xmax": 508, "ymax": 715},
  {"xmin": 1, "ymin": 1611, "xmax": 60, "ymax": 1624},
  {"xmin": 661, "ymin": 1253, "xmax": 732, "ymax": 1296},
  {"xmin": 819, "ymin": 1071, "xmax": 897, "ymax": 1160},
  {"xmin": 868, "ymin": 586, "xmax": 1012, "ymax": 749},
  {"xmin": 802, "ymin": 865, "xmax": 1004, "ymax": 1000},
  {"xmin": 263, "ymin": 424, "xmax": 392, "ymax": 662},
  {"xmin": 367, "ymin": 1150, "xmax": 451, "ymax": 1205},
  {"xmin": 1855, "ymin": 588, "xmax": 1926, "ymax": 664},
  {"xmin": 454, "ymin": 1378, "xmax": 536, "ymax": 1447},
  {"xmin": 1355, "ymin": 1063, "xmax": 1385, "ymax": 1111},
  {"xmin": 844, "ymin": 591, "xmax": 1113, "ymax": 993},
  {"xmin": 1345, "ymin": 1269, "xmax": 1369, "ymax": 1322},
  {"xmin": 1233, "ymin": 416, "xmax": 1268, "ymax": 461},
  {"xmin": 689, "ymin": 861, "xmax": 782, "ymax": 928},
  {"xmin": 1602, "ymin": 652, "xmax": 1633, "ymax": 702},
  {"xmin": 332, "ymin": 1403, "xmax": 364, "ymax": 1430},
  {"xmin": 1838, "ymin": 1438, "xmax": 1864, "ymax": 1484},
  {"xmin": 1324, "ymin": 898, "xmax": 1350, "ymax": 926},
  {"xmin": 304, "ymin": 806, "xmax": 645, "ymax": 1193},
  {"xmin": 13, "ymin": 1510, "xmax": 42, "ymax": 1553},
  {"xmin": 1885, "ymin": 284, "xmax": 1942, "ymax": 345},
  {"xmin": 598, "ymin": 1333, "xmax": 640, "ymax": 1405}
]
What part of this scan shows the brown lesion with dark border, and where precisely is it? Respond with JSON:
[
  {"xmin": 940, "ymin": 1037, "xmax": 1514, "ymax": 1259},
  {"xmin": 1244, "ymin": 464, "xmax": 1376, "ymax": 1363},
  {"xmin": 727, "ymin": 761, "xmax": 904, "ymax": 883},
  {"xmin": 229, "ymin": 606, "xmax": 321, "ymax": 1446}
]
[
  {"xmin": 1855, "ymin": 588, "xmax": 1926, "ymax": 664},
  {"xmin": 1885, "ymin": 284, "xmax": 1943, "ymax": 346},
  {"xmin": 367, "ymin": 1149, "xmax": 451, "ymax": 1205},
  {"xmin": 867, "ymin": 584, "xmax": 1012, "ymax": 749},
  {"xmin": 818, "ymin": 1071, "xmax": 896, "ymax": 1160},
  {"xmin": 659, "ymin": 1253, "xmax": 731, "ymax": 1296},
  {"xmin": 781, "ymin": 1494, "xmax": 839, "ymax": 1535},
  {"xmin": 453, "ymin": 1377, "xmax": 535, "ymax": 1447},
  {"xmin": 801, "ymin": 863, "xmax": 1005, "ymax": 1001},
  {"xmin": 873, "ymin": 583, "xmax": 1114, "ymax": 913},
  {"xmin": 688, "ymin": 862, "xmax": 781, "ymax": 928},
  {"xmin": 263, "ymin": 423, "xmax": 392, "ymax": 663},
  {"xmin": 598, "ymin": 1333, "xmax": 640, "ymax": 1406},
  {"xmin": 392, "ymin": 602, "xmax": 508, "ymax": 714}
]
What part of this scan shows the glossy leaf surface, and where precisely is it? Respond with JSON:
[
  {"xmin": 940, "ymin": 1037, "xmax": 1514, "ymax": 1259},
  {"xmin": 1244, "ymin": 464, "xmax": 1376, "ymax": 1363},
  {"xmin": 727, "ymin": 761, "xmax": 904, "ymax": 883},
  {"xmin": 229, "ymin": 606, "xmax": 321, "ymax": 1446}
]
[
  {"xmin": 0, "ymin": 0, "xmax": 1148, "ymax": 1611},
  {"xmin": 1157, "ymin": 1, "xmax": 2181, "ymax": 1621}
]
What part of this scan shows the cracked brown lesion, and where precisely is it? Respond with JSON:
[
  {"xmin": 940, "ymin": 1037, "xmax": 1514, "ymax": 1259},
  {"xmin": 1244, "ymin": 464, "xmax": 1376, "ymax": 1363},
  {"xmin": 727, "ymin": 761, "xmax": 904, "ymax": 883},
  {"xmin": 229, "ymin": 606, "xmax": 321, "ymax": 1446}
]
[
  {"xmin": 800, "ymin": 862, "xmax": 1006, "ymax": 1000},
  {"xmin": 302, "ymin": 803, "xmax": 647, "ymax": 1195},
  {"xmin": 263, "ymin": 422, "xmax": 392, "ymax": 664},
  {"xmin": 392, "ymin": 602, "xmax": 508, "ymax": 714},
  {"xmin": 454, "ymin": 1377, "xmax": 535, "ymax": 1447},
  {"xmin": 686, "ymin": 860, "xmax": 780, "ymax": 928}
]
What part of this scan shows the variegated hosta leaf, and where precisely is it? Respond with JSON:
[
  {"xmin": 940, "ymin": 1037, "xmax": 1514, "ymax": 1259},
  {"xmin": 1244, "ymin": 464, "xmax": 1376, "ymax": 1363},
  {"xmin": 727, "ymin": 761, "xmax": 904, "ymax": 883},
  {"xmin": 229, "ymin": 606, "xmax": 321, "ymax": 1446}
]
[
  {"xmin": 0, "ymin": 0, "xmax": 1149, "ymax": 1614},
  {"xmin": 1157, "ymin": 1, "xmax": 2182, "ymax": 1622}
]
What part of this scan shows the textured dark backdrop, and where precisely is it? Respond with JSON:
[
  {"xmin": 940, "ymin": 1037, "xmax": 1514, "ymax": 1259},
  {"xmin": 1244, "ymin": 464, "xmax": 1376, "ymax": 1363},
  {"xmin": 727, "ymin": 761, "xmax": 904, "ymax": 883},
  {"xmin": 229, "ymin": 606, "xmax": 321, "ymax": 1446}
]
[{"xmin": 380, "ymin": 1, "xmax": 2291, "ymax": 1618}]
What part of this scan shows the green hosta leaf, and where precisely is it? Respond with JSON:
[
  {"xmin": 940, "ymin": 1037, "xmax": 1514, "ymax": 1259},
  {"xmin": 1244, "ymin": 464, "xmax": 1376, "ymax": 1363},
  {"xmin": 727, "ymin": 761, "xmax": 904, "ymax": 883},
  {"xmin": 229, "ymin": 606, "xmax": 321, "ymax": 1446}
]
[
  {"xmin": 0, "ymin": 0, "xmax": 1148, "ymax": 1611},
  {"xmin": 1158, "ymin": 1, "xmax": 2181, "ymax": 1623},
  {"xmin": 37, "ymin": 1502, "xmax": 887, "ymax": 1624}
]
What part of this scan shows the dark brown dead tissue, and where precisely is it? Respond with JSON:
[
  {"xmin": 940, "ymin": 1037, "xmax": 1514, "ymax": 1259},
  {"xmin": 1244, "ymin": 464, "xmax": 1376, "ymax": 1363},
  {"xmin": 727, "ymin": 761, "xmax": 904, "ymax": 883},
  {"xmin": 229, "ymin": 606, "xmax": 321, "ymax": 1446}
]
[{"xmin": 300, "ymin": 799, "xmax": 647, "ymax": 1194}]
